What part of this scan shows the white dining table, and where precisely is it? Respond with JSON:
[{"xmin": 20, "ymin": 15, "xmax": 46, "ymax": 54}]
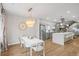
[{"xmin": 21, "ymin": 37, "xmax": 44, "ymax": 56}]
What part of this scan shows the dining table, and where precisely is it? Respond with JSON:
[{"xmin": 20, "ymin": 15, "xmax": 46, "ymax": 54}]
[{"xmin": 21, "ymin": 36, "xmax": 44, "ymax": 56}]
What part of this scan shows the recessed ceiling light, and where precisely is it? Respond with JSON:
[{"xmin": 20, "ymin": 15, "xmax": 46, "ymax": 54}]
[
  {"xmin": 72, "ymin": 16, "xmax": 76, "ymax": 18},
  {"xmin": 66, "ymin": 10, "xmax": 71, "ymax": 14}
]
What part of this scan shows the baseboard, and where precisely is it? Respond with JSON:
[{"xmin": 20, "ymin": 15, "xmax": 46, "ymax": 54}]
[{"xmin": 8, "ymin": 42, "xmax": 20, "ymax": 46}]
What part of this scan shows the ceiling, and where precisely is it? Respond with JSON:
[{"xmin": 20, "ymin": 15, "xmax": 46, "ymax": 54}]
[{"xmin": 2, "ymin": 3, "xmax": 79, "ymax": 21}]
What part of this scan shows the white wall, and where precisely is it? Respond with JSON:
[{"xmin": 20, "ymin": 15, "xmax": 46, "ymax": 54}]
[
  {"xmin": 0, "ymin": 7, "xmax": 1, "ymax": 16},
  {"xmin": 7, "ymin": 13, "xmax": 39, "ymax": 45},
  {"xmin": 0, "ymin": 16, "xmax": 3, "ymax": 42}
]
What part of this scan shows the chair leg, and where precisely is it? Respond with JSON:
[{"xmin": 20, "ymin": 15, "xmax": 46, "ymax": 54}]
[
  {"xmin": 30, "ymin": 48, "xmax": 32, "ymax": 56},
  {"xmin": 71, "ymin": 36, "xmax": 74, "ymax": 39},
  {"xmin": 43, "ymin": 42, "xmax": 45, "ymax": 56},
  {"xmin": 43, "ymin": 49, "xmax": 45, "ymax": 56}
]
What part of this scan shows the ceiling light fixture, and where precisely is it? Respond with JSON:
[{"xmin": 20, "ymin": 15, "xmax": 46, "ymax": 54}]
[
  {"xmin": 26, "ymin": 8, "xmax": 35, "ymax": 28},
  {"xmin": 66, "ymin": 10, "xmax": 71, "ymax": 14},
  {"xmin": 72, "ymin": 16, "xmax": 76, "ymax": 18}
]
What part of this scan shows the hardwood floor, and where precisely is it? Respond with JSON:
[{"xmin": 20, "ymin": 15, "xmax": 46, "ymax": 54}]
[{"xmin": 1, "ymin": 37, "xmax": 79, "ymax": 56}]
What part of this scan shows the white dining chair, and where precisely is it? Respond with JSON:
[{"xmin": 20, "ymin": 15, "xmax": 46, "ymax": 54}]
[
  {"xmin": 32, "ymin": 42, "xmax": 45, "ymax": 56},
  {"xmin": 19, "ymin": 36, "xmax": 31, "ymax": 56}
]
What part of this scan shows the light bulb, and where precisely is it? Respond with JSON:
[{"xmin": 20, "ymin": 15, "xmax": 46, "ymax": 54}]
[{"xmin": 66, "ymin": 10, "xmax": 71, "ymax": 14}]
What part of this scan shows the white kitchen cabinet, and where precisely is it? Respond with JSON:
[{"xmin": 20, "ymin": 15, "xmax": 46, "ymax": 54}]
[{"xmin": 52, "ymin": 32, "xmax": 74, "ymax": 45}]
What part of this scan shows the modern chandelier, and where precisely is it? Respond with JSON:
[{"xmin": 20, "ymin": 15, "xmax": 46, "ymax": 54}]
[
  {"xmin": 19, "ymin": 8, "xmax": 35, "ymax": 30},
  {"xmin": 25, "ymin": 8, "xmax": 35, "ymax": 28}
]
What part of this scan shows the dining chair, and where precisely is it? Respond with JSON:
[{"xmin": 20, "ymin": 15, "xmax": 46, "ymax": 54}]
[
  {"xmin": 19, "ymin": 36, "xmax": 31, "ymax": 56},
  {"xmin": 32, "ymin": 42, "xmax": 45, "ymax": 56}
]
